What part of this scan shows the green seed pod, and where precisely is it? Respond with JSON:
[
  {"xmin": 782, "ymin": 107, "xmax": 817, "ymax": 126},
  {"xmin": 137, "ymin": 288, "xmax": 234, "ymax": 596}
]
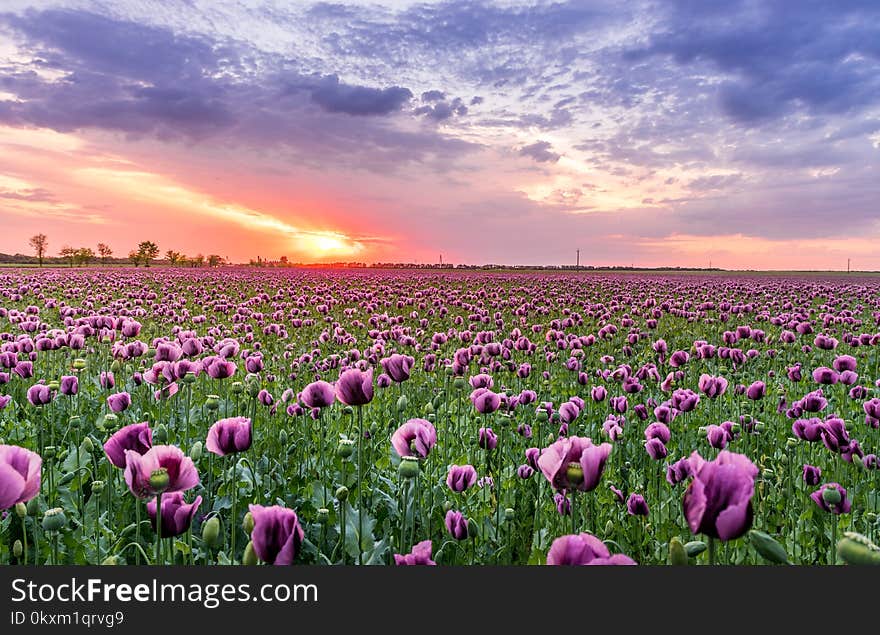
[
  {"xmin": 668, "ymin": 537, "xmax": 688, "ymax": 566},
  {"xmin": 754, "ymin": 422, "xmax": 766, "ymax": 433},
  {"xmin": 27, "ymin": 497, "xmax": 40, "ymax": 516},
  {"xmin": 399, "ymin": 456, "xmax": 420, "ymax": 479},
  {"xmin": 504, "ymin": 508, "xmax": 515, "ymax": 522},
  {"xmin": 91, "ymin": 480, "xmax": 105, "ymax": 494},
  {"xmin": 317, "ymin": 508, "xmax": 330, "ymax": 524},
  {"xmin": 335, "ymin": 486, "xmax": 349, "ymax": 502},
  {"xmin": 453, "ymin": 377, "xmax": 467, "ymax": 390},
  {"xmin": 103, "ymin": 413, "xmax": 119, "ymax": 432},
  {"xmin": 202, "ymin": 516, "xmax": 221, "ymax": 548},
  {"xmin": 685, "ymin": 541, "xmax": 707, "ymax": 557},
  {"xmin": 427, "ymin": 413, "xmax": 436, "ymax": 423},
  {"xmin": 535, "ymin": 410, "xmax": 549, "ymax": 423},
  {"xmin": 101, "ymin": 556, "xmax": 119, "ymax": 565},
  {"xmin": 396, "ymin": 394, "xmax": 409, "ymax": 413},
  {"xmin": 153, "ymin": 424, "xmax": 168, "ymax": 444},
  {"xmin": 13, "ymin": 540, "xmax": 23, "ymax": 559},
  {"xmin": 837, "ymin": 533, "xmax": 880, "ymax": 566},
  {"xmin": 189, "ymin": 441, "xmax": 203, "ymax": 461},
  {"xmin": 742, "ymin": 414, "xmax": 753, "ymax": 424},
  {"xmin": 15, "ymin": 502, "xmax": 27, "ymax": 518},
  {"xmin": 786, "ymin": 438, "xmax": 798, "ymax": 448},
  {"xmin": 337, "ymin": 439, "xmax": 355, "ymax": 459},
  {"xmin": 444, "ymin": 366, "xmax": 454, "ymax": 377},
  {"xmin": 80, "ymin": 436, "xmax": 94, "ymax": 454},
  {"xmin": 148, "ymin": 468, "xmax": 170, "ymax": 492},
  {"xmin": 748, "ymin": 530, "xmax": 789, "ymax": 564},
  {"xmin": 342, "ymin": 405, "xmax": 353, "ymax": 416},
  {"xmin": 110, "ymin": 359, "xmax": 122, "ymax": 373},
  {"xmin": 230, "ymin": 381, "xmax": 244, "ymax": 394},
  {"xmin": 68, "ymin": 415, "xmax": 81, "ymax": 429},
  {"xmin": 205, "ymin": 395, "xmax": 220, "ymax": 411},
  {"xmin": 822, "ymin": 486, "xmax": 842, "ymax": 506},
  {"xmin": 865, "ymin": 512, "xmax": 877, "ymax": 524},
  {"xmin": 432, "ymin": 394, "xmax": 442, "ymax": 410},
  {"xmin": 730, "ymin": 423, "xmax": 742, "ymax": 435},
  {"xmin": 182, "ymin": 371, "xmax": 197, "ymax": 384},
  {"xmin": 72, "ymin": 358, "xmax": 87, "ymax": 370},
  {"xmin": 48, "ymin": 380, "xmax": 60, "ymax": 392},
  {"xmin": 42, "ymin": 508, "xmax": 67, "ymax": 532},
  {"xmin": 242, "ymin": 540, "xmax": 258, "ymax": 566},
  {"xmin": 242, "ymin": 511, "xmax": 254, "ymax": 534}
]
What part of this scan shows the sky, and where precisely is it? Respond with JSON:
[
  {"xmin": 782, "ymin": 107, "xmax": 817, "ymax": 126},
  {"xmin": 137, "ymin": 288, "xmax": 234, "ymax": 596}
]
[{"xmin": 0, "ymin": 0, "xmax": 878, "ymax": 269}]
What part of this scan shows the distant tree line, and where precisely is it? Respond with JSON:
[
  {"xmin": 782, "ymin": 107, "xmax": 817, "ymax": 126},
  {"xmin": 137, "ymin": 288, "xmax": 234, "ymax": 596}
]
[{"xmin": 0, "ymin": 234, "xmax": 227, "ymax": 268}]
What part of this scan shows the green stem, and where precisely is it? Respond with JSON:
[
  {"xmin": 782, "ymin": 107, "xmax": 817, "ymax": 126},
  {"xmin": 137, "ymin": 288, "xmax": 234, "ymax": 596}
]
[
  {"xmin": 155, "ymin": 493, "xmax": 163, "ymax": 564},
  {"xmin": 357, "ymin": 405, "xmax": 364, "ymax": 565}
]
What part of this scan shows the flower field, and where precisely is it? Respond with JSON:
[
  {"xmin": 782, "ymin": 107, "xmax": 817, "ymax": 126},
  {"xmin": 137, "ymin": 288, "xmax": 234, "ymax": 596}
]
[{"xmin": 1, "ymin": 268, "xmax": 879, "ymax": 566}]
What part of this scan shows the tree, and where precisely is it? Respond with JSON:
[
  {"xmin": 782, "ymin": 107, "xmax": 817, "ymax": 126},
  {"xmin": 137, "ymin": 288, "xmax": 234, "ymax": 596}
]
[
  {"xmin": 98, "ymin": 243, "xmax": 113, "ymax": 265},
  {"xmin": 29, "ymin": 234, "xmax": 48, "ymax": 267},
  {"xmin": 74, "ymin": 247, "xmax": 95, "ymax": 266},
  {"xmin": 136, "ymin": 241, "xmax": 160, "ymax": 267},
  {"xmin": 193, "ymin": 254, "xmax": 205, "ymax": 268},
  {"xmin": 165, "ymin": 250, "xmax": 182, "ymax": 265},
  {"xmin": 59, "ymin": 245, "xmax": 76, "ymax": 267},
  {"xmin": 128, "ymin": 250, "xmax": 141, "ymax": 267},
  {"xmin": 207, "ymin": 254, "xmax": 224, "ymax": 267}
]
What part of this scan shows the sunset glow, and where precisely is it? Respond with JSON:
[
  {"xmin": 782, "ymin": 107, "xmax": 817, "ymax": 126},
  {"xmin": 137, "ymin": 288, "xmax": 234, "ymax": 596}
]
[{"xmin": 0, "ymin": 1, "xmax": 878, "ymax": 268}]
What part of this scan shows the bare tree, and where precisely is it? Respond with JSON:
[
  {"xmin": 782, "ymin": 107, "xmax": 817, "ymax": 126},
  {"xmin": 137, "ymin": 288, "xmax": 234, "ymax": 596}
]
[
  {"xmin": 98, "ymin": 243, "xmax": 113, "ymax": 265},
  {"xmin": 29, "ymin": 234, "xmax": 48, "ymax": 267}
]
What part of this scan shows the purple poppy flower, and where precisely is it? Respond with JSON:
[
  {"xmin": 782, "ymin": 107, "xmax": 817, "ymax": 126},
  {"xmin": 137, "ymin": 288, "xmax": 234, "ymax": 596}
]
[
  {"xmin": 26, "ymin": 384, "xmax": 53, "ymax": 406},
  {"xmin": 446, "ymin": 464, "xmax": 477, "ymax": 492},
  {"xmin": 206, "ymin": 417, "xmax": 252, "ymax": 456},
  {"xmin": 104, "ymin": 422, "xmax": 153, "ymax": 469},
  {"xmin": 471, "ymin": 388, "xmax": 502, "ymax": 414},
  {"xmin": 792, "ymin": 417, "xmax": 823, "ymax": 442},
  {"xmin": 682, "ymin": 450, "xmax": 758, "ymax": 541},
  {"xmin": 802, "ymin": 464, "xmax": 821, "ymax": 486},
  {"xmin": 392, "ymin": 418, "xmax": 437, "ymax": 458},
  {"xmin": 537, "ymin": 436, "xmax": 612, "ymax": 492},
  {"xmin": 707, "ymin": 425, "xmax": 731, "ymax": 450},
  {"xmin": 863, "ymin": 398, "xmax": 880, "ymax": 429},
  {"xmin": 645, "ymin": 437, "xmax": 668, "ymax": 460},
  {"xmin": 554, "ymin": 492, "xmax": 571, "ymax": 516},
  {"xmin": 394, "ymin": 540, "xmax": 436, "ymax": 565},
  {"xmin": 301, "ymin": 381, "xmax": 335, "ymax": 409},
  {"xmin": 445, "ymin": 510, "xmax": 468, "ymax": 540},
  {"xmin": 380, "ymin": 354, "xmax": 415, "ymax": 383},
  {"xmin": 810, "ymin": 483, "xmax": 851, "ymax": 515},
  {"xmin": 666, "ymin": 456, "xmax": 693, "ymax": 486},
  {"xmin": 644, "ymin": 422, "xmax": 670, "ymax": 444},
  {"xmin": 746, "ymin": 381, "xmax": 766, "ymax": 400},
  {"xmin": 591, "ymin": 385, "xmax": 607, "ymax": 402},
  {"xmin": 59, "ymin": 375, "xmax": 78, "ymax": 396},
  {"xmin": 626, "ymin": 493, "xmax": 649, "ymax": 516},
  {"xmin": 0, "ymin": 444, "xmax": 41, "ymax": 508},
  {"xmin": 335, "ymin": 368, "xmax": 373, "ymax": 406},
  {"xmin": 478, "ymin": 427, "xmax": 498, "ymax": 451},
  {"xmin": 100, "ymin": 371, "xmax": 115, "ymax": 389},
  {"xmin": 249, "ymin": 504, "xmax": 305, "ymax": 565},
  {"xmin": 812, "ymin": 367, "xmax": 839, "ymax": 385},
  {"xmin": 106, "ymin": 392, "xmax": 132, "ymax": 413},
  {"xmin": 147, "ymin": 491, "xmax": 202, "ymax": 538},
  {"xmin": 546, "ymin": 533, "xmax": 636, "ymax": 565},
  {"xmin": 123, "ymin": 445, "xmax": 199, "ymax": 499},
  {"xmin": 799, "ymin": 389, "xmax": 827, "ymax": 413}
]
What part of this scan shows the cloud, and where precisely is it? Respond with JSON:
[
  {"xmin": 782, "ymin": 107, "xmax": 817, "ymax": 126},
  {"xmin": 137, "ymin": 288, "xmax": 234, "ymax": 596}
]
[
  {"xmin": 519, "ymin": 140, "xmax": 561, "ymax": 163},
  {"xmin": 308, "ymin": 75, "xmax": 412, "ymax": 116}
]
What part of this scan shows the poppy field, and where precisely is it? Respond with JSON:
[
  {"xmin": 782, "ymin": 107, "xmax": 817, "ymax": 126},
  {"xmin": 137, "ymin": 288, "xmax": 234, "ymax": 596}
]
[{"xmin": 1, "ymin": 267, "xmax": 879, "ymax": 566}]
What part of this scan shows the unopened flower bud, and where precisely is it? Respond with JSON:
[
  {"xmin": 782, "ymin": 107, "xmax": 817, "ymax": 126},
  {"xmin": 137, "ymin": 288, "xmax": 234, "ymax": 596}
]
[
  {"xmin": 15, "ymin": 502, "xmax": 27, "ymax": 518},
  {"xmin": 189, "ymin": 441, "xmax": 203, "ymax": 461},
  {"xmin": 668, "ymin": 537, "xmax": 688, "ymax": 566},
  {"xmin": 242, "ymin": 541, "xmax": 258, "ymax": 566},
  {"xmin": 13, "ymin": 540, "xmax": 23, "ymax": 559},
  {"xmin": 202, "ymin": 516, "xmax": 221, "ymax": 548},
  {"xmin": 396, "ymin": 395, "xmax": 408, "ymax": 413},
  {"xmin": 335, "ymin": 486, "xmax": 349, "ymax": 502},
  {"xmin": 242, "ymin": 511, "xmax": 254, "ymax": 534}
]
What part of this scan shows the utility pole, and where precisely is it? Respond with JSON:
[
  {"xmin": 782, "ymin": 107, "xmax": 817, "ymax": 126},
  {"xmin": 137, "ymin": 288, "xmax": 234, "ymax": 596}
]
[
  {"xmin": 576, "ymin": 249, "xmax": 580, "ymax": 269},
  {"xmin": 847, "ymin": 258, "xmax": 850, "ymax": 273},
  {"xmin": 440, "ymin": 254, "xmax": 443, "ymax": 267}
]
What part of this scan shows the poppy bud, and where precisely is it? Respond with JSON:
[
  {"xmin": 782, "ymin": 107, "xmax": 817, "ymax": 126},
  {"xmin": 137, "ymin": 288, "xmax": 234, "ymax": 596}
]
[
  {"xmin": 335, "ymin": 486, "xmax": 349, "ymax": 502},
  {"xmin": 749, "ymin": 530, "xmax": 789, "ymax": 564},
  {"xmin": 668, "ymin": 537, "xmax": 688, "ymax": 565},
  {"xmin": 189, "ymin": 441, "xmax": 203, "ymax": 461},
  {"xmin": 243, "ymin": 511, "xmax": 254, "ymax": 534},
  {"xmin": 13, "ymin": 540, "xmax": 23, "ymax": 558},
  {"xmin": 202, "ymin": 516, "xmax": 221, "ymax": 548},
  {"xmin": 836, "ymin": 532, "xmax": 880, "ymax": 565},
  {"xmin": 42, "ymin": 508, "xmax": 67, "ymax": 532},
  {"xmin": 396, "ymin": 395, "xmax": 408, "ymax": 413},
  {"xmin": 337, "ymin": 439, "xmax": 354, "ymax": 458},
  {"xmin": 779, "ymin": 454, "xmax": 788, "ymax": 464},
  {"xmin": 205, "ymin": 395, "xmax": 220, "ymax": 410},
  {"xmin": 73, "ymin": 358, "xmax": 87, "ymax": 370},
  {"xmin": 424, "ymin": 402, "xmax": 435, "ymax": 415},
  {"xmin": 69, "ymin": 415, "xmax": 81, "ymax": 429},
  {"xmin": 242, "ymin": 540, "xmax": 258, "ymax": 565},
  {"xmin": 81, "ymin": 436, "xmax": 94, "ymax": 454},
  {"xmin": 110, "ymin": 360, "xmax": 122, "ymax": 373},
  {"xmin": 443, "ymin": 500, "xmax": 453, "ymax": 513},
  {"xmin": 27, "ymin": 497, "xmax": 40, "ymax": 516},
  {"xmin": 467, "ymin": 517, "xmax": 480, "ymax": 539},
  {"xmin": 604, "ymin": 520, "xmax": 614, "ymax": 536},
  {"xmin": 685, "ymin": 541, "xmax": 707, "ymax": 557},
  {"xmin": 278, "ymin": 430, "xmax": 288, "ymax": 446},
  {"xmin": 101, "ymin": 556, "xmax": 119, "ymax": 565},
  {"xmin": 246, "ymin": 383, "xmax": 260, "ymax": 398},
  {"xmin": 399, "ymin": 456, "xmax": 420, "ymax": 479},
  {"xmin": 504, "ymin": 508, "xmax": 515, "ymax": 522},
  {"xmin": 15, "ymin": 502, "xmax": 27, "ymax": 518}
]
